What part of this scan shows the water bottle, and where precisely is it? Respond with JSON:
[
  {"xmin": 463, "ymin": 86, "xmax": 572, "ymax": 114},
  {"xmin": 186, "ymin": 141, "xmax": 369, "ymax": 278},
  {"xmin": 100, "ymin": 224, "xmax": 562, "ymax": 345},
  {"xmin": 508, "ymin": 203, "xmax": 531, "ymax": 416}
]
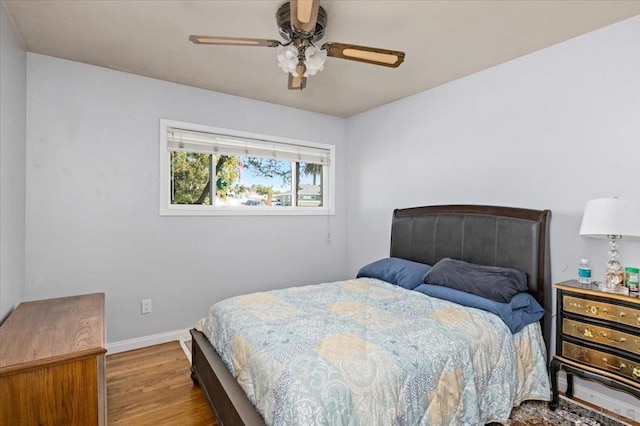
[{"xmin": 578, "ymin": 259, "xmax": 591, "ymax": 285}]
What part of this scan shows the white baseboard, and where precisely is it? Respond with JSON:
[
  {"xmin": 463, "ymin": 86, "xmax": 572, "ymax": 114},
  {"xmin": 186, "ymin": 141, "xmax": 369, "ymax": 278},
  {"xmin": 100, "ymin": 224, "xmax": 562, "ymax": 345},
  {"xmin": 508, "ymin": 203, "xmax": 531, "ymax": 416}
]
[
  {"xmin": 107, "ymin": 328, "xmax": 190, "ymax": 354},
  {"xmin": 558, "ymin": 376, "xmax": 639, "ymax": 424}
]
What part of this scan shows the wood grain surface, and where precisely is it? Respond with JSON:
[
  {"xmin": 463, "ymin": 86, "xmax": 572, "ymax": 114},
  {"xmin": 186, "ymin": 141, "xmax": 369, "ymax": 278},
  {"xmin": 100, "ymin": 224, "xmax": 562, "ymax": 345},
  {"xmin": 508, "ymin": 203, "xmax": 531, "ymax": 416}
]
[
  {"xmin": 107, "ymin": 341, "xmax": 216, "ymax": 425},
  {"xmin": 0, "ymin": 293, "xmax": 106, "ymax": 374}
]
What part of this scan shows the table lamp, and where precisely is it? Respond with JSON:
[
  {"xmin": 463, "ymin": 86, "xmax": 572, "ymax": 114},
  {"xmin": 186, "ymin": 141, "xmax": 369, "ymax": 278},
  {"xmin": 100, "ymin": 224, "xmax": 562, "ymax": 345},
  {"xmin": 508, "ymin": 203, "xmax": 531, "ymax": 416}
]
[{"xmin": 579, "ymin": 198, "xmax": 640, "ymax": 288}]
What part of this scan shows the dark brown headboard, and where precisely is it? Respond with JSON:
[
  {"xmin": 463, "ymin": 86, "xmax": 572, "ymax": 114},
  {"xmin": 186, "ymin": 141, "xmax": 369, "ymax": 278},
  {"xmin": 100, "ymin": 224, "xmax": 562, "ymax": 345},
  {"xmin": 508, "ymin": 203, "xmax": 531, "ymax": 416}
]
[{"xmin": 390, "ymin": 205, "xmax": 552, "ymax": 355}]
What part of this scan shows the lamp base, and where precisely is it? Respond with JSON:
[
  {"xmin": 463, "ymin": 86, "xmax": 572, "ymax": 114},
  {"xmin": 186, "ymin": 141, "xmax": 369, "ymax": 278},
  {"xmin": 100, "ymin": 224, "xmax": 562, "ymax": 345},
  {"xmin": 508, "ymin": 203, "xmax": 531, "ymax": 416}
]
[
  {"xmin": 605, "ymin": 235, "xmax": 624, "ymax": 290},
  {"xmin": 605, "ymin": 268, "xmax": 625, "ymax": 288},
  {"xmin": 594, "ymin": 281, "xmax": 630, "ymax": 296}
]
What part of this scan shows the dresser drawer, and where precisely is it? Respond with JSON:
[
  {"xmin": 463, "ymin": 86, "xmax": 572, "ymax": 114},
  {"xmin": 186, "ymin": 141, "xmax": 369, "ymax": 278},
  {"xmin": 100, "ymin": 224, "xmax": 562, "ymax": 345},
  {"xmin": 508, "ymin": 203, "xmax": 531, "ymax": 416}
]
[
  {"xmin": 563, "ymin": 295, "xmax": 640, "ymax": 329},
  {"xmin": 562, "ymin": 341, "xmax": 640, "ymax": 383},
  {"xmin": 563, "ymin": 318, "xmax": 640, "ymax": 356}
]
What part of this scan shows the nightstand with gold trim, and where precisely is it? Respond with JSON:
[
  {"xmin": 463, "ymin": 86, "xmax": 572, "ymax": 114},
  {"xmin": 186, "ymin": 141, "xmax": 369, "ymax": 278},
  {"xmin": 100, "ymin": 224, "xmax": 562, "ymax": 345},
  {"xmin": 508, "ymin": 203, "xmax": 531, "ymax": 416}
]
[{"xmin": 549, "ymin": 280, "xmax": 640, "ymax": 409}]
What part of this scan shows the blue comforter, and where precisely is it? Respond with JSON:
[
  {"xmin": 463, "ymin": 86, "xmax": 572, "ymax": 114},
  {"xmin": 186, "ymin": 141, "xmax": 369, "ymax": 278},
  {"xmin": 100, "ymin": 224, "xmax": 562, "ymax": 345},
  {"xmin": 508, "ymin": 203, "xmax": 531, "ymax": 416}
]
[{"xmin": 201, "ymin": 278, "xmax": 550, "ymax": 425}]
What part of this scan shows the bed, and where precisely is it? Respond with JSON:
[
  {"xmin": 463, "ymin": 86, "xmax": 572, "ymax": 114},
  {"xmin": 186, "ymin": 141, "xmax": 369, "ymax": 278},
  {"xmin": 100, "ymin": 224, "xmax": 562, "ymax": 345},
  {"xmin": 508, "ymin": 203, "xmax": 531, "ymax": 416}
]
[{"xmin": 190, "ymin": 204, "xmax": 552, "ymax": 425}]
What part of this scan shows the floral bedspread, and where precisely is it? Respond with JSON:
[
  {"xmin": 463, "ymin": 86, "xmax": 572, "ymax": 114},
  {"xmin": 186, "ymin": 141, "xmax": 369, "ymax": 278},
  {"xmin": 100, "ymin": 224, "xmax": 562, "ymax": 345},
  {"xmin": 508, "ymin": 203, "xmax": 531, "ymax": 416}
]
[{"xmin": 201, "ymin": 278, "xmax": 550, "ymax": 425}]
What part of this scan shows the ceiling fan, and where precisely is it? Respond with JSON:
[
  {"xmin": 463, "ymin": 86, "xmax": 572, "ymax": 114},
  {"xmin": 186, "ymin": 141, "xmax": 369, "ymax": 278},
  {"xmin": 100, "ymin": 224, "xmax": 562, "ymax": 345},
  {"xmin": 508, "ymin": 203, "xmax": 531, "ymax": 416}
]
[{"xmin": 189, "ymin": 0, "xmax": 405, "ymax": 90}]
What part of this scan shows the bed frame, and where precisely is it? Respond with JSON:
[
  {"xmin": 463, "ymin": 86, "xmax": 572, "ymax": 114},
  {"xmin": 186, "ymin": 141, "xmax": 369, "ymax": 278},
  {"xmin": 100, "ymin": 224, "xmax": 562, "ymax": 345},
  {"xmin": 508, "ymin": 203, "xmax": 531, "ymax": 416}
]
[{"xmin": 190, "ymin": 204, "xmax": 552, "ymax": 426}]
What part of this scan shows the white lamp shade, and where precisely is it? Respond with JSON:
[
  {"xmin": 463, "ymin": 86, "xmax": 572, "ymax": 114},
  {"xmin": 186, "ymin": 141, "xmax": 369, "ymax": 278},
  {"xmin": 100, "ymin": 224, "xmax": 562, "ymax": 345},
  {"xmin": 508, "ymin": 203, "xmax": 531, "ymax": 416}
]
[{"xmin": 579, "ymin": 198, "xmax": 640, "ymax": 239}]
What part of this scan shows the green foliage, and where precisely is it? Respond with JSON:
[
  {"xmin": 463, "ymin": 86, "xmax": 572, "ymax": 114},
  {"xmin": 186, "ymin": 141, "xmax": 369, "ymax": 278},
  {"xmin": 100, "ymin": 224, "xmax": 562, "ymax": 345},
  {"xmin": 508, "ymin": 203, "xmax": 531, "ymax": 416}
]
[
  {"xmin": 170, "ymin": 153, "xmax": 321, "ymax": 205},
  {"xmin": 215, "ymin": 155, "xmax": 240, "ymax": 199},
  {"xmin": 170, "ymin": 151, "xmax": 212, "ymax": 205},
  {"xmin": 234, "ymin": 184, "xmax": 249, "ymax": 195},
  {"xmin": 171, "ymin": 153, "xmax": 241, "ymax": 204},
  {"xmin": 253, "ymin": 184, "xmax": 274, "ymax": 199},
  {"xmin": 301, "ymin": 163, "xmax": 323, "ymax": 186}
]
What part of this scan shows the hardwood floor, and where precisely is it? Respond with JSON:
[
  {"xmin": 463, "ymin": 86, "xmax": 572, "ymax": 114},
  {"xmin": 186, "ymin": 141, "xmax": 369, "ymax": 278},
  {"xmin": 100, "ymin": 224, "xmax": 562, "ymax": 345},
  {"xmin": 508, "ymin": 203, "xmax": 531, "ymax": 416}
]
[{"xmin": 106, "ymin": 341, "xmax": 216, "ymax": 425}]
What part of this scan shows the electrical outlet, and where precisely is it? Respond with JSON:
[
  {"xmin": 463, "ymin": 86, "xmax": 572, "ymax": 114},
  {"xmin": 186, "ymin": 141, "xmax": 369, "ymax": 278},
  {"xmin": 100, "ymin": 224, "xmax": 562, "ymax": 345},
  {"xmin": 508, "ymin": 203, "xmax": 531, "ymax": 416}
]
[{"xmin": 141, "ymin": 299, "xmax": 152, "ymax": 314}]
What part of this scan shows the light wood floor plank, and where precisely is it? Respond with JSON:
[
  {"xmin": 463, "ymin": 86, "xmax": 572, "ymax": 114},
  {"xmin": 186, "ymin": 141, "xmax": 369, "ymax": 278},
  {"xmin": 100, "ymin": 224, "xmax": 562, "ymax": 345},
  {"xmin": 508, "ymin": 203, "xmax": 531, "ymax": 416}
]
[{"xmin": 106, "ymin": 341, "xmax": 216, "ymax": 425}]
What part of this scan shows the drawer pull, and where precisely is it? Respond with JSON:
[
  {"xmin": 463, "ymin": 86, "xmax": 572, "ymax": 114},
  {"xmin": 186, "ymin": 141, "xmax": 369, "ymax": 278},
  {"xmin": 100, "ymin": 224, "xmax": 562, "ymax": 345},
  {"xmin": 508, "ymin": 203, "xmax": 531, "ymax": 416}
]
[
  {"xmin": 600, "ymin": 332, "xmax": 626, "ymax": 344},
  {"xmin": 585, "ymin": 304, "xmax": 598, "ymax": 315},
  {"xmin": 601, "ymin": 308, "xmax": 625, "ymax": 319},
  {"xmin": 601, "ymin": 358, "xmax": 625, "ymax": 370}
]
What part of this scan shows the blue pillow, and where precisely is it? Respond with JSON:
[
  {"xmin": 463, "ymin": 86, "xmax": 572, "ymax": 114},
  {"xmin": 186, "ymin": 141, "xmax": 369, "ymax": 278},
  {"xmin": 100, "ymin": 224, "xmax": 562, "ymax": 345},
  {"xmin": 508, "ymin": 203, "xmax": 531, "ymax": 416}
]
[
  {"xmin": 414, "ymin": 284, "xmax": 544, "ymax": 333},
  {"xmin": 423, "ymin": 258, "xmax": 528, "ymax": 303},
  {"xmin": 357, "ymin": 257, "xmax": 431, "ymax": 290}
]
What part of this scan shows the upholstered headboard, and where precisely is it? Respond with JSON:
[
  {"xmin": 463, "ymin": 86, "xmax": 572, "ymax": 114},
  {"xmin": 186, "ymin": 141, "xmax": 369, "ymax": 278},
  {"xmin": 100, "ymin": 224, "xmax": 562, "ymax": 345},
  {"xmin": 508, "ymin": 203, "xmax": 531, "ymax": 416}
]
[{"xmin": 390, "ymin": 205, "xmax": 552, "ymax": 354}]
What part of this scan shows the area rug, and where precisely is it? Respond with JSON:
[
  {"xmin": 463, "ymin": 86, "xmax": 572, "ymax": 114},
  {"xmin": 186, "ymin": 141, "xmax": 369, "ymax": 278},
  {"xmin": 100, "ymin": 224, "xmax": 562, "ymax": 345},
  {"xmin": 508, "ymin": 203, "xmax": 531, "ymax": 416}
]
[
  {"xmin": 179, "ymin": 339, "xmax": 629, "ymax": 426},
  {"xmin": 490, "ymin": 399, "xmax": 629, "ymax": 426}
]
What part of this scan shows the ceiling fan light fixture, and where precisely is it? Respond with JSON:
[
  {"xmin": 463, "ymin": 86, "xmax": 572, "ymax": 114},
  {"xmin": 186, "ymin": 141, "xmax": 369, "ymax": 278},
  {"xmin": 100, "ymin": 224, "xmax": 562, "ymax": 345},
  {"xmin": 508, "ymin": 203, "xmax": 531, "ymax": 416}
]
[
  {"xmin": 277, "ymin": 43, "xmax": 326, "ymax": 79},
  {"xmin": 303, "ymin": 45, "xmax": 327, "ymax": 76},
  {"xmin": 277, "ymin": 45, "xmax": 299, "ymax": 75}
]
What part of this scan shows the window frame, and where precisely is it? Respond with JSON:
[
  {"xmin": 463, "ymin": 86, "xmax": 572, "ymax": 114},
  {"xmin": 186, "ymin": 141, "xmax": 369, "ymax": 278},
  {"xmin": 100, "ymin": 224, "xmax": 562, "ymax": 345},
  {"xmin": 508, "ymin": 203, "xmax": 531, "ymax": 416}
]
[{"xmin": 159, "ymin": 119, "xmax": 335, "ymax": 216}]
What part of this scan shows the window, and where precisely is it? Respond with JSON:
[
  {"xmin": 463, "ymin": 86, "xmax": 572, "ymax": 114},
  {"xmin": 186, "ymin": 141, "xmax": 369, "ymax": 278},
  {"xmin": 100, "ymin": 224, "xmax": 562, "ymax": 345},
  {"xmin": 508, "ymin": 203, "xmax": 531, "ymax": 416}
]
[{"xmin": 159, "ymin": 119, "xmax": 335, "ymax": 215}]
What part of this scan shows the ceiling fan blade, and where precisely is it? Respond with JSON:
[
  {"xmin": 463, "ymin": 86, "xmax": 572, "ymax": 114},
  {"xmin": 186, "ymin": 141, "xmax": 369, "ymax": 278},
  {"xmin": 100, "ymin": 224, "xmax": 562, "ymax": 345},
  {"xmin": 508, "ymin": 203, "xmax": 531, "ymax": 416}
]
[
  {"xmin": 290, "ymin": 0, "xmax": 320, "ymax": 35},
  {"xmin": 322, "ymin": 42, "xmax": 405, "ymax": 68},
  {"xmin": 189, "ymin": 35, "xmax": 281, "ymax": 47},
  {"xmin": 288, "ymin": 74, "xmax": 307, "ymax": 90}
]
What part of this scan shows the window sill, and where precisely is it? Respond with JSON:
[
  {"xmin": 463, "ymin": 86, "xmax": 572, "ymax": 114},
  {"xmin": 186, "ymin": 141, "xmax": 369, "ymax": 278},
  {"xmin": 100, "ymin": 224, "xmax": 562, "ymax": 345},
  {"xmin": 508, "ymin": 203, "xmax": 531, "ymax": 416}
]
[{"xmin": 160, "ymin": 205, "xmax": 335, "ymax": 216}]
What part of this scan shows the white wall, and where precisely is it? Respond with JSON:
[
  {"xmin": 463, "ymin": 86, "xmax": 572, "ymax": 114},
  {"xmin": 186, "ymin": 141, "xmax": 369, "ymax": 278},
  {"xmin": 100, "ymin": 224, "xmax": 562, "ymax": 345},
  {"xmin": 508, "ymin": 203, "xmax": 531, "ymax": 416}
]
[
  {"xmin": 0, "ymin": 2, "xmax": 26, "ymax": 323},
  {"xmin": 25, "ymin": 54, "xmax": 348, "ymax": 342},
  {"xmin": 346, "ymin": 15, "xmax": 640, "ymax": 418}
]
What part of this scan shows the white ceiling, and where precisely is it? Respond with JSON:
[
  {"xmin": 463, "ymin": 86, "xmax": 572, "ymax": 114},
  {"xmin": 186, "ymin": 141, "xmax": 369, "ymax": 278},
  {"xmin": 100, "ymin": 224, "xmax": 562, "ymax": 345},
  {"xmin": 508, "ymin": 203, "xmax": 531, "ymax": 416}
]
[{"xmin": 5, "ymin": 1, "xmax": 640, "ymax": 118}]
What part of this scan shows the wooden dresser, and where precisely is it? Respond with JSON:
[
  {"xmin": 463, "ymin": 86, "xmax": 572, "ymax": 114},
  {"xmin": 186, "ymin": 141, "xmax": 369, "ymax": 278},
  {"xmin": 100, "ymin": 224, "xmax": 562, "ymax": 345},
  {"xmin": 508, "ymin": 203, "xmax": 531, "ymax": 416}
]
[
  {"xmin": 0, "ymin": 293, "xmax": 107, "ymax": 425},
  {"xmin": 549, "ymin": 281, "xmax": 640, "ymax": 409}
]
